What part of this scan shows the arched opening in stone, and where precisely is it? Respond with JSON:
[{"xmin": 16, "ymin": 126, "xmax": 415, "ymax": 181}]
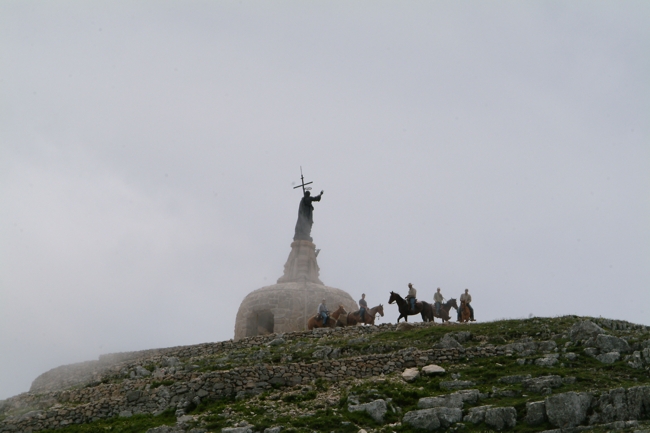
[{"xmin": 246, "ymin": 310, "xmax": 274, "ymax": 337}]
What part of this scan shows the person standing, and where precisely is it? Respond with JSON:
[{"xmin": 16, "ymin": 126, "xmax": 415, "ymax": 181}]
[
  {"xmin": 317, "ymin": 299, "xmax": 329, "ymax": 326},
  {"xmin": 433, "ymin": 287, "xmax": 445, "ymax": 317},
  {"xmin": 458, "ymin": 288, "xmax": 475, "ymax": 321},
  {"xmin": 406, "ymin": 283, "xmax": 417, "ymax": 313},
  {"xmin": 358, "ymin": 293, "xmax": 368, "ymax": 324}
]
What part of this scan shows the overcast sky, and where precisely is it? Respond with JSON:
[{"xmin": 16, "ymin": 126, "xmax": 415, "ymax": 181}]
[{"xmin": 1, "ymin": 1, "xmax": 648, "ymax": 400}]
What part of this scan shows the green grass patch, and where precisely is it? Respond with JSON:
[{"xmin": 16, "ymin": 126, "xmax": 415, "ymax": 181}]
[
  {"xmin": 282, "ymin": 390, "xmax": 317, "ymax": 403},
  {"xmin": 150, "ymin": 380, "xmax": 174, "ymax": 388},
  {"xmin": 38, "ymin": 410, "xmax": 176, "ymax": 433}
]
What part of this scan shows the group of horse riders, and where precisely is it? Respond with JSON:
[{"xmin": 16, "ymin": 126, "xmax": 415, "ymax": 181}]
[
  {"xmin": 406, "ymin": 283, "xmax": 475, "ymax": 322},
  {"xmin": 316, "ymin": 283, "xmax": 474, "ymax": 326}
]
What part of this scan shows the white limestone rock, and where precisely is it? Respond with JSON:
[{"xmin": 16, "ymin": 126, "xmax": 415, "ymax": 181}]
[
  {"xmin": 596, "ymin": 351, "xmax": 621, "ymax": 364},
  {"xmin": 222, "ymin": 428, "xmax": 253, "ymax": 433},
  {"xmin": 311, "ymin": 346, "xmax": 333, "ymax": 359},
  {"xmin": 564, "ymin": 352, "xmax": 578, "ymax": 361},
  {"xmin": 402, "ymin": 408, "xmax": 441, "ymax": 430},
  {"xmin": 485, "ymin": 407, "xmax": 517, "ymax": 430},
  {"xmin": 434, "ymin": 407, "xmax": 463, "ymax": 427},
  {"xmin": 525, "ymin": 401, "xmax": 546, "ymax": 426},
  {"xmin": 434, "ymin": 334, "xmax": 463, "ymax": 350},
  {"xmin": 545, "ymin": 392, "xmax": 593, "ymax": 428},
  {"xmin": 499, "ymin": 374, "xmax": 531, "ymax": 384},
  {"xmin": 522, "ymin": 375, "xmax": 563, "ymax": 393},
  {"xmin": 145, "ymin": 426, "xmax": 186, "ymax": 433},
  {"xmin": 463, "ymin": 405, "xmax": 491, "ymax": 424},
  {"xmin": 396, "ymin": 322, "xmax": 416, "ymax": 331},
  {"xmin": 403, "ymin": 407, "xmax": 462, "ymax": 430},
  {"xmin": 347, "ymin": 399, "xmax": 387, "ymax": 423},
  {"xmin": 626, "ymin": 386, "xmax": 650, "ymax": 421},
  {"xmin": 402, "ymin": 367, "xmax": 420, "ymax": 382},
  {"xmin": 439, "ymin": 380, "xmax": 476, "ymax": 390},
  {"xmin": 422, "ymin": 364, "xmax": 446, "ymax": 375},
  {"xmin": 568, "ymin": 320, "xmax": 606, "ymax": 342},
  {"xmin": 455, "ymin": 389, "xmax": 480, "ymax": 404},
  {"xmin": 418, "ymin": 394, "xmax": 463, "ymax": 409},
  {"xmin": 596, "ymin": 334, "xmax": 631, "ymax": 353},
  {"xmin": 535, "ymin": 354, "xmax": 560, "ymax": 367}
]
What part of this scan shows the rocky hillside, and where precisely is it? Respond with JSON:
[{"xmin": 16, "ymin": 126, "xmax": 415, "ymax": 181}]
[{"xmin": 1, "ymin": 316, "xmax": 649, "ymax": 433}]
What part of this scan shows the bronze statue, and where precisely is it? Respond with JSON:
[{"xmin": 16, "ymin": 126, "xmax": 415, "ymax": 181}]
[
  {"xmin": 292, "ymin": 167, "xmax": 323, "ymax": 242},
  {"xmin": 294, "ymin": 189, "xmax": 324, "ymax": 241}
]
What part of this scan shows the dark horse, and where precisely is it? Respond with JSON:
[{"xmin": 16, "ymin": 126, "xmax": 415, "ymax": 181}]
[
  {"xmin": 389, "ymin": 291, "xmax": 431, "ymax": 323},
  {"xmin": 421, "ymin": 298, "xmax": 459, "ymax": 323}
]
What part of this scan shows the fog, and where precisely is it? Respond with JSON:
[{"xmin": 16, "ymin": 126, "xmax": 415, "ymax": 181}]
[{"xmin": 1, "ymin": 1, "xmax": 648, "ymax": 400}]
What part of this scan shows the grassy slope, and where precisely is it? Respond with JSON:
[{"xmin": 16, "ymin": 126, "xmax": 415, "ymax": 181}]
[{"xmin": 38, "ymin": 316, "xmax": 650, "ymax": 433}]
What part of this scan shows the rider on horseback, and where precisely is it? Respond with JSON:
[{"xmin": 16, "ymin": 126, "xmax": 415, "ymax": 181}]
[
  {"xmin": 433, "ymin": 287, "xmax": 445, "ymax": 316},
  {"xmin": 318, "ymin": 299, "xmax": 329, "ymax": 326},
  {"xmin": 358, "ymin": 293, "xmax": 368, "ymax": 323},
  {"xmin": 406, "ymin": 283, "xmax": 417, "ymax": 313},
  {"xmin": 457, "ymin": 288, "xmax": 475, "ymax": 322}
]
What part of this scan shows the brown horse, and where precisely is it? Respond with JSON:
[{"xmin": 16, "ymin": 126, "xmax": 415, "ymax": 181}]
[
  {"xmin": 347, "ymin": 304, "xmax": 385, "ymax": 326},
  {"xmin": 307, "ymin": 305, "xmax": 347, "ymax": 330},
  {"xmin": 459, "ymin": 300, "xmax": 471, "ymax": 323}
]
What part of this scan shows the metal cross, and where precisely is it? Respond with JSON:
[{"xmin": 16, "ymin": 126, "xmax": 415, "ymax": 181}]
[{"xmin": 293, "ymin": 166, "xmax": 313, "ymax": 194}]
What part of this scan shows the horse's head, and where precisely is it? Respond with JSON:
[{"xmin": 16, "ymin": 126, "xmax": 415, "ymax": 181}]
[
  {"xmin": 336, "ymin": 305, "xmax": 347, "ymax": 314},
  {"xmin": 448, "ymin": 298, "xmax": 458, "ymax": 310},
  {"xmin": 377, "ymin": 304, "xmax": 385, "ymax": 317},
  {"xmin": 388, "ymin": 291, "xmax": 398, "ymax": 304}
]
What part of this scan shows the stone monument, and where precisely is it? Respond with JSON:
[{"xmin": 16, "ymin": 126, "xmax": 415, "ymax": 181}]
[{"xmin": 233, "ymin": 170, "xmax": 357, "ymax": 340}]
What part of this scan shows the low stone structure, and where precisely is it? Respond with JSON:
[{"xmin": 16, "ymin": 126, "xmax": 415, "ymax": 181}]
[
  {"xmin": 234, "ymin": 282, "xmax": 357, "ymax": 340},
  {"xmin": 233, "ymin": 239, "xmax": 357, "ymax": 340}
]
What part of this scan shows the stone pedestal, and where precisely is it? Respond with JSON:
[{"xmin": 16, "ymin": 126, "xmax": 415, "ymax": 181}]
[
  {"xmin": 233, "ymin": 282, "xmax": 358, "ymax": 341},
  {"xmin": 234, "ymin": 239, "xmax": 358, "ymax": 340},
  {"xmin": 277, "ymin": 240, "xmax": 322, "ymax": 284}
]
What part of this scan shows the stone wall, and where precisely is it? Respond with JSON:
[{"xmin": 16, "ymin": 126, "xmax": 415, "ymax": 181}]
[
  {"xmin": 0, "ymin": 342, "xmax": 490, "ymax": 433},
  {"xmin": 29, "ymin": 349, "xmax": 178, "ymax": 394},
  {"xmin": 5, "ymin": 336, "xmax": 650, "ymax": 433},
  {"xmin": 5, "ymin": 319, "xmax": 649, "ymax": 433}
]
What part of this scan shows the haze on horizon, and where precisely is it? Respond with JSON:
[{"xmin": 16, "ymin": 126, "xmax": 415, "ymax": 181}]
[{"xmin": 1, "ymin": 1, "xmax": 648, "ymax": 400}]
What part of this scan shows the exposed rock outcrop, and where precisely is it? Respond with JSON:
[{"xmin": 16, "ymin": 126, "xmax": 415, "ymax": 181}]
[{"xmin": 568, "ymin": 320, "xmax": 606, "ymax": 342}]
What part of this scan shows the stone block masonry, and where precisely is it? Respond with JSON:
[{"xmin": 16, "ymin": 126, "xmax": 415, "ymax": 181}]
[{"xmin": 233, "ymin": 282, "xmax": 358, "ymax": 340}]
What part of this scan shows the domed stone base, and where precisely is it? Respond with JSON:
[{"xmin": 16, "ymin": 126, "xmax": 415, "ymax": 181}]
[{"xmin": 234, "ymin": 282, "xmax": 358, "ymax": 340}]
